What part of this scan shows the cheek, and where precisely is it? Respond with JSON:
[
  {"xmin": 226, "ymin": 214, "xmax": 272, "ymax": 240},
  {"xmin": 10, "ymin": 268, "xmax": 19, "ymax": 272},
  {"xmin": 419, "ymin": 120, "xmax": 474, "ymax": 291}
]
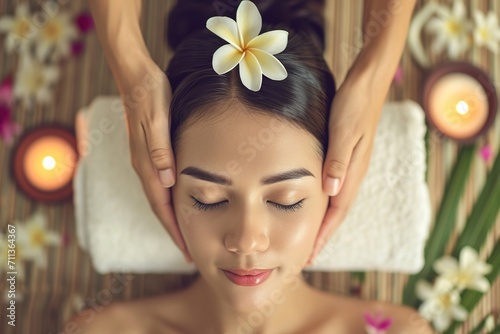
[{"xmin": 273, "ymin": 207, "xmax": 325, "ymax": 254}]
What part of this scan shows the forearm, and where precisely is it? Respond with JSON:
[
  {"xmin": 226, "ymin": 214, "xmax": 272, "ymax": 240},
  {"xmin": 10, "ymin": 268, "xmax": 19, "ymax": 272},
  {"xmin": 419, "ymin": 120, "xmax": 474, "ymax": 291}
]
[
  {"xmin": 346, "ymin": 0, "xmax": 417, "ymax": 93},
  {"xmin": 86, "ymin": 0, "xmax": 151, "ymax": 87}
]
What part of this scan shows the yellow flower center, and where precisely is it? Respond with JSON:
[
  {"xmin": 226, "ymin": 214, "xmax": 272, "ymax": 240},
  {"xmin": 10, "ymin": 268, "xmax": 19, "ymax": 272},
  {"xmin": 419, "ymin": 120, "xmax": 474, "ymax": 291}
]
[
  {"xmin": 456, "ymin": 271, "xmax": 472, "ymax": 286},
  {"xmin": 438, "ymin": 292, "xmax": 454, "ymax": 308},
  {"xmin": 479, "ymin": 28, "xmax": 490, "ymax": 40},
  {"xmin": 24, "ymin": 65, "xmax": 46, "ymax": 92},
  {"xmin": 42, "ymin": 21, "xmax": 62, "ymax": 42},
  {"xmin": 14, "ymin": 19, "xmax": 32, "ymax": 38},
  {"xmin": 31, "ymin": 228, "xmax": 47, "ymax": 247},
  {"xmin": 445, "ymin": 19, "xmax": 462, "ymax": 35}
]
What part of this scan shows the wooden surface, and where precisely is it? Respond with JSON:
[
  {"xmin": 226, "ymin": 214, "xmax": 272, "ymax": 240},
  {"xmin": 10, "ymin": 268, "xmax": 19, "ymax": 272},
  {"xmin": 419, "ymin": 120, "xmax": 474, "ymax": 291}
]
[{"xmin": 0, "ymin": 0, "xmax": 499, "ymax": 333}]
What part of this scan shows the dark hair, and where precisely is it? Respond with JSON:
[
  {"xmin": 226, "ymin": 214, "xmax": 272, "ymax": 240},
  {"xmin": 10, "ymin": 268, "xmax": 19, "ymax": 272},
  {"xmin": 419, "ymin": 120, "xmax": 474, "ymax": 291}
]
[{"xmin": 166, "ymin": 0, "xmax": 335, "ymax": 160}]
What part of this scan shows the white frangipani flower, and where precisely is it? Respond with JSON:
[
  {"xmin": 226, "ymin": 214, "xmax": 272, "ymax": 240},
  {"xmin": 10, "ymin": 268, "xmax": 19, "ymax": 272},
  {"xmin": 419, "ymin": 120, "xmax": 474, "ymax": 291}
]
[
  {"xmin": 0, "ymin": 3, "xmax": 36, "ymax": 54},
  {"xmin": 14, "ymin": 54, "xmax": 60, "ymax": 108},
  {"xmin": 433, "ymin": 246, "xmax": 492, "ymax": 292},
  {"xmin": 36, "ymin": 11, "xmax": 78, "ymax": 61},
  {"xmin": 485, "ymin": 315, "xmax": 495, "ymax": 332},
  {"xmin": 473, "ymin": 10, "xmax": 500, "ymax": 54},
  {"xmin": 425, "ymin": 0, "xmax": 472, "ymax": 59},
  {"xmin": 416, "ymin": 278, "xmax": 468, "ymax": 332},
  {"xmin": 206, "ymin": 0, "xmax": 288, "ymax": 92},
  {"xmin": 16, "ymin": 212, "xmax": 61, "ymax": 268}
]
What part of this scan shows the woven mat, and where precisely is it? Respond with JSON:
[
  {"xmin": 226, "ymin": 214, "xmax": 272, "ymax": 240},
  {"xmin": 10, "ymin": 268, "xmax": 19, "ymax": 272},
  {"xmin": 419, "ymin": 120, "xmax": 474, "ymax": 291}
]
[{"xmin": 0, "ymin": 1, "xmax": 498, "ymax": 333}]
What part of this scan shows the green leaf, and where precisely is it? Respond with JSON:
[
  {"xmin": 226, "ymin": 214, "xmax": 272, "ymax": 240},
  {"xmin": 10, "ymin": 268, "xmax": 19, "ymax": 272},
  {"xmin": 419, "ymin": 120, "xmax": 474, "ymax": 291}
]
[
  {"xmin": 469, "ymin": 314, "xmax": 495, "ymax": 334},
  {"xmin": 488, "ymin": 325, "xmax": 500, "ymax": 334},
  {"xmin": 403, "ymin": 144, "xmax": 476, "ymax": 306},
  {"xmin": 452, "ymin": 153, "xmax": 500, "ymax": 256}
]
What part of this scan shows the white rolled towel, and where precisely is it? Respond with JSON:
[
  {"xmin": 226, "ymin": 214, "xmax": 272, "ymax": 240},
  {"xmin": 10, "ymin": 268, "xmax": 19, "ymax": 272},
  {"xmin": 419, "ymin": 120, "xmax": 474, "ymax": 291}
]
[{"xmin": 73, "ymin": 96, "xmax": 432, "ymax": 274}]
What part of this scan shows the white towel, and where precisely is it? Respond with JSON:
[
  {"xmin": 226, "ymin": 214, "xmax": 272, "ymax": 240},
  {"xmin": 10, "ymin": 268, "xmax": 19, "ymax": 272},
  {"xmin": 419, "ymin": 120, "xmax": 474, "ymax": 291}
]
[{"xmin": 73, "ymin": 96, "xmax": 431, "ymax": 274}]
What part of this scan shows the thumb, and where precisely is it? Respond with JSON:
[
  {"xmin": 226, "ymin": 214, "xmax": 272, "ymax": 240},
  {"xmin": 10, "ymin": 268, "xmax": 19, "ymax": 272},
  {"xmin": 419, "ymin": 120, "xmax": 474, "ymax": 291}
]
[
  {"xmin": 323, "ymin": 139, "xmax": 355, "ymax": 196},
  {"xmin": 143, "ymin": 120, "xmax": 176, "ymax": 188}
]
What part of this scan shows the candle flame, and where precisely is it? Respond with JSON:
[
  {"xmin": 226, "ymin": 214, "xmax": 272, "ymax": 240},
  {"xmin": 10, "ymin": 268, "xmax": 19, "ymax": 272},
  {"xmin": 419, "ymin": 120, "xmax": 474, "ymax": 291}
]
[
  {"xmin": 42, "ymin": 156, "xmax": 56, "ymax": 170},
  {"xmin": 456, "ymin": 101, "xmax": 469, "ymax": 115}
]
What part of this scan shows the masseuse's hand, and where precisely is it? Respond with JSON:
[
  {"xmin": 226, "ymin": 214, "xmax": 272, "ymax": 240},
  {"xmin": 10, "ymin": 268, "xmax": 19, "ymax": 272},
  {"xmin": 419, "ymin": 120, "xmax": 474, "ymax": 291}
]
[
  {"xmin": 307, "ymin": 73, "xmax": 385, "ymax": 266},
  {"xmin": 118, "ymin": 59, "xmax": 191, "ymax": 263}
]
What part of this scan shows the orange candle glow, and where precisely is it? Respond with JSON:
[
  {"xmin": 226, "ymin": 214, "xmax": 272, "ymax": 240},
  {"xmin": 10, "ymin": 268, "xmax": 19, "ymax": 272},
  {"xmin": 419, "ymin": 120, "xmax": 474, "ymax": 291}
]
[
  {"xmin": 22, "ymin": 135, "xmax": 77, "ymax": 191},
  {"xmin": 13, "ymin": 126, "xmax": 78, "ymax": 202},
  {"xmin": 423, "ymin": 62, "xmax": 498, "ymax": 143},
  {"xmin": 428, "ymin": 73, "xmax": 489, "ymax": 140}
]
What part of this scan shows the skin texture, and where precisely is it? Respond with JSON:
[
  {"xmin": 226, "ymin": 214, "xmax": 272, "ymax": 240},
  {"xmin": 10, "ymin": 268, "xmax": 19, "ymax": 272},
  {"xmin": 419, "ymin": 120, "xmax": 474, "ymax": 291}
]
[
  {"xmin": 70, "ymin": 102, "xmax": 433, "ymax": 334},
  {"xmin": 86, "ymin": 0, "xmax": 418, "ymax": 265}
]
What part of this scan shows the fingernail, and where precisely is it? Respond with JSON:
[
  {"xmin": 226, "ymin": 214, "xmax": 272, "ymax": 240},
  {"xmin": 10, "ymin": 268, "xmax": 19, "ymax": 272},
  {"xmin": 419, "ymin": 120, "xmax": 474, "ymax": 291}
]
[
  {"xmin": 325, "ymin": 177, "xmax": 340, "ymax": 196},
  {"xmin": 159, "ymin": 168, "xmax": 175, "ymax": 187}
]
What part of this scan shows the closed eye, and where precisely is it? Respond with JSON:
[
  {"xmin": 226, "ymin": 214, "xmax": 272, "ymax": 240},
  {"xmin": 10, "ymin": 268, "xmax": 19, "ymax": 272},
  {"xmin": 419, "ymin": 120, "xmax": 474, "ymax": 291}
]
[{"xmin": 190, "ymin": 197, "xmax": 305, "ymax": 212}]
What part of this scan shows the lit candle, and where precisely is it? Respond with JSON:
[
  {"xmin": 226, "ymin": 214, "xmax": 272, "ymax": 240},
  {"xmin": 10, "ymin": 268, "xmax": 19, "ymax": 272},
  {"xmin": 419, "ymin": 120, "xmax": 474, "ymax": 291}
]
[
  {"xmin": 13, "ymin": 126, "xmax": 78, "ymax": 202},
  {"xmin": 423, "ymin": 62, "xmax": 498, "ymax": 143}
]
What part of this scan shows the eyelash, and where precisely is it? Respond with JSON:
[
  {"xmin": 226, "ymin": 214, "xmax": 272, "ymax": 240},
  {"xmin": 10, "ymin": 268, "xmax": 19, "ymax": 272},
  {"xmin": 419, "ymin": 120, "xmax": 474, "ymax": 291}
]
[{"xmin": 190, "ymin": 197, "xmax": 305, "ymax": 212}]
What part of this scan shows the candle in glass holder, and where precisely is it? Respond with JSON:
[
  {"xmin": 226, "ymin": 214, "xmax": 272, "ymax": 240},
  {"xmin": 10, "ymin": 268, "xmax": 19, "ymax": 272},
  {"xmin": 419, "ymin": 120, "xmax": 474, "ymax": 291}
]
[
  {"xmin": 12, "ymin": 126, "xmax": 78, "ymax": 202},
  {"xmin": 423, "ymin": 62, "xmax": 498, "ymax": 143}
]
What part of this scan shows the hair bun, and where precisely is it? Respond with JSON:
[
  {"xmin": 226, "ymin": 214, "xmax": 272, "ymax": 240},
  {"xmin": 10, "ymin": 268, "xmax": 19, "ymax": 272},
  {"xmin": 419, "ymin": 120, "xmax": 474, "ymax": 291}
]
[{"xmin": 166, "ymin": 0, "xmax": 326, "ymax": 51}]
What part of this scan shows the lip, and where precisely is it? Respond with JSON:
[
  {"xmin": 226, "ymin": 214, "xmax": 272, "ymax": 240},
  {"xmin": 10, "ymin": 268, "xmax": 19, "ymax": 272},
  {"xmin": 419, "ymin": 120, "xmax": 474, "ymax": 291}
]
[{"xmin": 221, "ymin": 268, "xmax": 274, "ymax": 286}]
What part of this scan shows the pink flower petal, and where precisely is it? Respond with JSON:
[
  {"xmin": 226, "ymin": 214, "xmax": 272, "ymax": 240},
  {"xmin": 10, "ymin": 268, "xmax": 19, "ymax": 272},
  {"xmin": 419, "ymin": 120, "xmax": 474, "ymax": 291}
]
[
  {"xmin": 393, "ymin": 64, "xmax": 404, "ymax": 85},
  {"xmin": 364, "ymin": 312, "xmax": 379, "ymax": 327},
  {"xmin": 0, "ymin": 103, "xmax": 10, "ymax": 124},
  {"xmin": 480, "ymin": 144, "xmax": 493, "ymax": 161},
  {"xmin": 71, "ymin": 40, "xmax": 85, "ymax": 56},
  {"xmin": 377, "ymin": 318, "xmax": 394, "ymax": 330},
  {"xmin": 0, "ymin": 103, "xmax": 21, "ymax": 145},
  {"xmin": 0, "ymin": 74, "xmax": 13, "ymax": 106},
  {"xmin": 364, "ymin": 312, "xmax": 394, "ymax": 330},
  {"xmin": 74, "ymin": 12, "xmax": 94, "ymax": 33}
]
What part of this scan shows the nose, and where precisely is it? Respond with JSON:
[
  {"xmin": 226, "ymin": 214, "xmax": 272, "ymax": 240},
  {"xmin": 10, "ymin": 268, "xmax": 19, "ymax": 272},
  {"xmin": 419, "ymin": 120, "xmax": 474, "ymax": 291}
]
[{"xmin": 224, "ymin": 205, "xmax": 270, "ymax": 255}]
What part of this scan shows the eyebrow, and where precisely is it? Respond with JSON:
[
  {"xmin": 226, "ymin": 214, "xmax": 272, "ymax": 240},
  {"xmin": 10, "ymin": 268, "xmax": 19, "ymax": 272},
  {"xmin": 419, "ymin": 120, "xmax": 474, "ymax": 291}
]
[{"xmin": 180, "ymin": 166, "xmax": 315, "ymax": 186}]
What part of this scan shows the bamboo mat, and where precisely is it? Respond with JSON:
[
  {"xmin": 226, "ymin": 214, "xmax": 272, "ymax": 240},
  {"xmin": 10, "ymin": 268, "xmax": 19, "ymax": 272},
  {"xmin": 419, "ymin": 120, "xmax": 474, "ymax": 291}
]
[{"xmin": 0, "ymin": 0, "xmax": 499, "ymax": 333}]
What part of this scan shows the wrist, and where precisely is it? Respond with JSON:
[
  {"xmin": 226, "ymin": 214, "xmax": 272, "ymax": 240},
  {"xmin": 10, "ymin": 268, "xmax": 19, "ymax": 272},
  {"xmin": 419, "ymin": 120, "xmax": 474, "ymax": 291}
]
[{"xmin": 343, "ymin": 47, "xmax": 397, "ymax": 103}]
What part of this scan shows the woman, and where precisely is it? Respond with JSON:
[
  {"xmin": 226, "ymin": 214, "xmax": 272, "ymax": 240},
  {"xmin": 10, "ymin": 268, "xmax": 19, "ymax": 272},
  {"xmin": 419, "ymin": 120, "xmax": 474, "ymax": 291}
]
[
  {"xmin": 87, "ymin": 0, "xmax": 418, "ymax": 264},
  {"xmin": 73, "ymin": 1, "xmax": 432, "ymax": 333}
]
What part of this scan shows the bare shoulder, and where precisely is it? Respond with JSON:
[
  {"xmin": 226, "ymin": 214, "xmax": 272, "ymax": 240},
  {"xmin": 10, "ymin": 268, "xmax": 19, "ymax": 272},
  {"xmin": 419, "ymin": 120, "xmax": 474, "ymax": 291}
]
[
  {"xmin": 67, "ymin": 303, "xmax": 136, "ymax": 334},
  {"xmin": 317, "ymin": 293, "xmax": 434, "ymax": 334},
  {"xmin": 66, "ymin": 296, "xmax": 183, "ymax": 334},
  {"xmin": 367, "ymin": 300, "xmax": 435, "ymax": 334}
]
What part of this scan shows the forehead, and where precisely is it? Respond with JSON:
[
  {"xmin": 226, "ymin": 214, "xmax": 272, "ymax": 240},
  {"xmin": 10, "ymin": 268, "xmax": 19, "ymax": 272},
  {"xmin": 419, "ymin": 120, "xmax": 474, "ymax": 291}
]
[{"xmin": 175, "ymin": 102, "xmax": 322, "ymax": 181}]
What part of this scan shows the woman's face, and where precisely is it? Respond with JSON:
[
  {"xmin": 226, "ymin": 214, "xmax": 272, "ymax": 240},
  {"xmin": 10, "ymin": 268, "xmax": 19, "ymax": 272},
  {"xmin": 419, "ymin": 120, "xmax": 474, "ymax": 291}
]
[{"xmin": 171, "ymin": 101, "xmax": 329, "ymax": 312}]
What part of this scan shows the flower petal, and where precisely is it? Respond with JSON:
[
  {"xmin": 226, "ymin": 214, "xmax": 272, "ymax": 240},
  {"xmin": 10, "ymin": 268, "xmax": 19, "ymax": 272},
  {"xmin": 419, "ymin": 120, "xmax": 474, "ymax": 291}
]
[
  {"xmin": 36, "ymin": 42, "xmax": 52, "ymax": 61},
  {"xmin": 249, "ymin": 48, "xmax": 287, "ymax": 80},
  {"xmin": 425, "ymin": 17, "xmax": 445, "ymax": 33},
  {"xmin": 451, "ymin": 305, "xmax": 468, "ymax": 321},
  {"xmin": 453, "ymin": 0, "xmax": 467, "ymax": 20},
  {"xmin": 468, "ymin": 277, "xmax": 490, "ymax": 292},
  {"xmin": 207, "ymin": 17, "xmax": 242, "ymax": 51},
  {"xmin": 415, "ymin": 280, "xmax": 434, "ymax": 300},
  {"xmin": 236, "ymin": 0, "xmax": 261, "ymax": 47},
  {"xmin": 212, "ymin": 44, "xmax": 244, "ymax": 74},
  {"xmin": 16, "ymin": 3, "xmax": 30, "ymax": 17},
  {"xmin": 433, "ymin": 256, "xmax": 458, "ymax": 275},
  {"xmin": 239, "ymin": 51, "xmax": 262, "ymax": 91},
  {"xmin": 434, "ymin": 313, "xmax": 452, "ymax": 332},
  {"xmin": 459, "ymin": 246, "xmax": 478, "ymax": 268},
  {"xmin": 247, "ymin": 30, "xmax": 288, "ymax": 54},
  {"xmin": 474, "ymin": 261, "xmax": 493, "ymax": 275},
  {"xmin": 473, "ymin": 10, "xmax": 485, "ymax": 25},
  {"xmin": 487, "ymin": 12, "xmax": 498, "ymax": 27},
  {"xmin": 0, "ymin": 17, "xmax": 13, "ymax": 32}
]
